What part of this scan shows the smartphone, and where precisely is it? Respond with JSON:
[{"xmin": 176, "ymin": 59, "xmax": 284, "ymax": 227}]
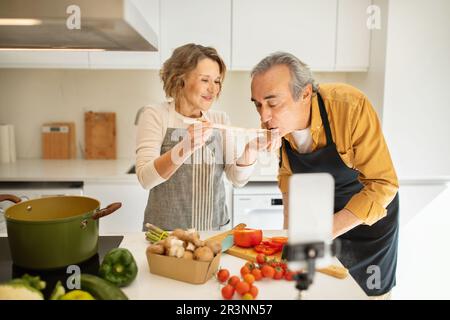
[{"xmin": 287, "ymin": 173, "xmax": 334, "ymax": 270}]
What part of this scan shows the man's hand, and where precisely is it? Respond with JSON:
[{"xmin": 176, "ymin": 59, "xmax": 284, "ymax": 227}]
[
  {"xmin": 248, "ymin": 129, "xmax": 281, "ymax": 152},
  {"xmin": 237, "ymin": 129, "xmax": 281, "ymax": 166}
]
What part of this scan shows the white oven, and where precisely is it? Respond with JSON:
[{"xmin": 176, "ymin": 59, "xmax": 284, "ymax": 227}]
[{"xmin": 232, "ymin": 182, "xmax": 284, "ymax": 230}]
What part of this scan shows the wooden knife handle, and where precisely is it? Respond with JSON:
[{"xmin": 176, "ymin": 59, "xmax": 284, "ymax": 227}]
[{"xmin": 317, "ymin": 265, "xmax": 349, "ymax": 279}]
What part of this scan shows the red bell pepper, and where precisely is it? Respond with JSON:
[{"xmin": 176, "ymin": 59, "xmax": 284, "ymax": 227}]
[
  {"xmin": 254, "ymin": 244, "xmax": 280, "ymax": 256},
  {"xmin": 233, "ymin": 228, "xmax": 263, "ymax": 248}
]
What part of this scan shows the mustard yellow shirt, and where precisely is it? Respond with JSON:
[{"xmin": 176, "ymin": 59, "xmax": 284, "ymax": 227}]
[{"xmin": 278, "ymin": 83, "xmax": 399, "ymax": 226}]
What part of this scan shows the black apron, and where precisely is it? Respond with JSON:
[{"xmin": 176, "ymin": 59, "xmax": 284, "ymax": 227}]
[{"xmin": 281, "ymin": 92, "xmax": 399, "ymax": 296}]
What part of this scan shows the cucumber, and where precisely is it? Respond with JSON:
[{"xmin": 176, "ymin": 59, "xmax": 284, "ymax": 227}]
[{"xmin": 80, "ymin": 274, "xmax": 128, "ymax": 300}]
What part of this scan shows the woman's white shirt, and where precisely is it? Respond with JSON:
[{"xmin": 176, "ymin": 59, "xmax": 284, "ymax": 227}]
[{"xmin": 135, "ymin": 101, "xmax": 255, "ymax": 190}]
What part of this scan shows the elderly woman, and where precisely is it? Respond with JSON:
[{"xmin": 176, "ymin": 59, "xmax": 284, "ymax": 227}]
[{"xmin": 136, "ymin": 43, "xmax": 275, "ymax": 231}]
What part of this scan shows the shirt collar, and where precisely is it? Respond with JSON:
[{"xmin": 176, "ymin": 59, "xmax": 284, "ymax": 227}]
[
  {"xmin": 284, "ymin": 91, "xmax": 322, "ymax": 148},
  {"xmin": 310, "ymin": 92, "xmax": 322, "ymax": 134}
]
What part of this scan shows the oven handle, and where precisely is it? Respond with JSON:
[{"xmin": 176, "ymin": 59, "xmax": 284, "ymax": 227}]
[{"xmin": 271, "ymin": 198, "xmax": 283, "ymax": 205}]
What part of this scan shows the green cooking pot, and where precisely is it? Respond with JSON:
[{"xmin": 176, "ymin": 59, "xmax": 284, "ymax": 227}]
[{"xmin": 0, "ymin": 194, "xmax": 121, "ymax": 270}]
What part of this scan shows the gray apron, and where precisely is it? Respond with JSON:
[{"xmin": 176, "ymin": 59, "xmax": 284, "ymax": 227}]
[{"xmin": 143, "ymin": 114, "xmax": 228, "ymax": 231}]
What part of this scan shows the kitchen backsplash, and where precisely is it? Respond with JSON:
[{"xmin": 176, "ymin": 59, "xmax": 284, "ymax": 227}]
[{"xmin": 0, "ymin": 69, "xmax": 380, "ymax": 159}]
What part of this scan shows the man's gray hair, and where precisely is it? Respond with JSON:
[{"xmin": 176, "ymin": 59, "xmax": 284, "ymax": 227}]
[{"xmin": 251, "ymin": 52, "xmax": 318, "ymax": 100}]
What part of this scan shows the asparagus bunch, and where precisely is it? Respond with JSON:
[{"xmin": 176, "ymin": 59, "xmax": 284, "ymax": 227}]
[{"xmin": 145, "ymin": 223, "xmax": 169, "ymax": 243}]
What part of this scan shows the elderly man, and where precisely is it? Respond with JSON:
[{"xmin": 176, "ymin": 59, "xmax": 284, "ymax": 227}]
[{"xmin": 250, "ymin": 52, "xmax": 399, "ymax": 298}]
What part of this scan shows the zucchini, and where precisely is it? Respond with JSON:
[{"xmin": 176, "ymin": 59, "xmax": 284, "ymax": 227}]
[{"xmin": 80, "ymin": 274, "xmax": 128, "ymax": 300}]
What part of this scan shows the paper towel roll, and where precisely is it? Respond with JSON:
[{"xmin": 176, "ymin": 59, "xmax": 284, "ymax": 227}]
[
  {"xmin": 0, "ymin": 125, "xmax": 10, "ymax": 163},
  {"xmin": 8, "ymin": 125, "xmax": 16, "ymax": 162}
]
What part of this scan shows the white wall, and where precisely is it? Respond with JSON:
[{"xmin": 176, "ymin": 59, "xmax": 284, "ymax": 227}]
[
  {"xmin": 383, "ymin": 0, "xmax": 450, "ymax": 178},
  {"xmin": 395, "ymin": 181, "xmax": 450, "ymax": 299},
  {"xmin": 0, "ymin": 69, "xmax": 347, "ymax": 159},
  {"xmin": 347, "ymin": 0, "xmax": 388, "ymax": 121},
  {"xmin": 381, "ymin": 0, "xmax": 450, "ymax": 300},
  {"xmin": 0, "ymin": 69, "xmax": 164, "ymax": 159}
]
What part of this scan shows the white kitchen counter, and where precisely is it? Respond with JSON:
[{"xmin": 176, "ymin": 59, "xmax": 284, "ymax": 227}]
[
  {"xmin": 119, "ymin": 231, "xmax": 369, "ymax": 300},
  {"xmin": 0, "ymin": 159, "xmax": 137, "ymax": 183},
  {"xmin": 0, "ymin": 231, "xmax": 368, "ymax": 299},
  {"xmin": 1, "ymin": 159, "xmax": 449, "ymax": 185},
  {"xmin": 0, "ymin": 159, "xmax": 279, "ymax": 183}
]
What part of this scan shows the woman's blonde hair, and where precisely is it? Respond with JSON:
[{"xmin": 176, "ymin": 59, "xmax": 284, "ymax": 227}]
[{"xmin": 160, "ymin": 43, "xmax": 227, "ymax": 100}]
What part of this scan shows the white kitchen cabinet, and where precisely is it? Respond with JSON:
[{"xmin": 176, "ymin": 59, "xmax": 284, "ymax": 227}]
[
  {"xmin": 87, "ymin": 51, "xmax": 160, "ymax": 69},
  {"xmin": 83, "ymin": 181, "xmax": 149, "ymax": 234},
  {"xmin": 0, "ymin": 0, "xmax": 371, "ymax": 71},
  {"xmin": 231, "ymin": 0, "xmax": 337, "ymax": 71},
  {"xmin": 0, "ymin": 51, "xmax": 90, "ymax": 68},
  {"xmin": 160, "ymin": 0, "xmax": 231, "ymax": 66},
  {"xmin": 335, "ymin": 0, "xmax": 371, "ymax": 71}
]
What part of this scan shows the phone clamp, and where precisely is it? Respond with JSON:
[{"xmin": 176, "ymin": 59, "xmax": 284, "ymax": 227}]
[{"xmin": 282, "ymin": 240, "xmax": 340, "ymax": 297}]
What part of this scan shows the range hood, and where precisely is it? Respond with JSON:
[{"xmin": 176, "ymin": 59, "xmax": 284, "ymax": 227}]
[{"xmin": 0, "ymin": 0, "xmax": 158, "ymax": 51}]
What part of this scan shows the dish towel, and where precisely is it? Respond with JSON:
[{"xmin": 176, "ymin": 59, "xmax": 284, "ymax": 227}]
[{"xmin": 0, "ymin": 124, "xmax": 17, "ymax": 163}]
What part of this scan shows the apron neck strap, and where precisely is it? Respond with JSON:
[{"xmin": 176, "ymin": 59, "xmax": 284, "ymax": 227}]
[
  {"xmin": 317, "ymin": 92, "xmax": 333, "ymax": 146},
  {"xmin": 278, "ymin": 92, "xmax": 334, "ymax": 168}
]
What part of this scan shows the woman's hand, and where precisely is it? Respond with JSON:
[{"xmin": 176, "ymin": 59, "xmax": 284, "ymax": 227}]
[
  {"xmin": 184, "ymin": 121, "xmax": 213, "ymax": 153},
  {"xmin": 155, "ymin": 121, "xmax": 213, "ymax": 179}
]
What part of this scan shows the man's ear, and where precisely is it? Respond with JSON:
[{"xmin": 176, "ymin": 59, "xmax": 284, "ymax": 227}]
[{"xmin": 302, "ymin": 84, "xmax": 313, "ymax": 101}]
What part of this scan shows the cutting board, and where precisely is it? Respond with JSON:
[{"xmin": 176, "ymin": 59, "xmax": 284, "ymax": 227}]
[
  {"xmin": 227, "ymin": 241, "xmax": 282, "ymax": 261},
  {"xmin": 227, "ymin": 244, "xmax": 348, "ymax": 279},
  {"xmin": 84, "ymin": 112, "xmax": 116, "ymax": 159},
  {"xmin": 205, "ymin": 227, "xmax": 349, "ymax": 279},
  {"xmin": 42, "ymin": 122, "xmax": 76, "ymax": 159}
]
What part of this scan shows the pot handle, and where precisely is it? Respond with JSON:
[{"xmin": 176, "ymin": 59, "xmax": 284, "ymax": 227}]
[
  {"xmin": 0, "ymin": 194, "xmax": 22, "ymax": 204},
  {"xmin": 92, "ymin": 202, "xmax": 122, "ymax": 220},
  {"xmin": 0, "ymin": 194, "xmax": 22, "ymax": 214}
]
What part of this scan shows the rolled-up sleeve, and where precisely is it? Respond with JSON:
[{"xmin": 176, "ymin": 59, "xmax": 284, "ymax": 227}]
[
  {"xmin": 225, "ymin": 163, "xmax": 256, "ymax": 187},
  {"xmin": 344, "ymin": 97, "xmax": 399, "ymax": 225},
  {"xmin": 135, "ymin": 107, "xmax": 167, "ymax": 190},
  {"xmin": 277, "ymin": 145, "xmax": 291, "ymax": 193}
]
